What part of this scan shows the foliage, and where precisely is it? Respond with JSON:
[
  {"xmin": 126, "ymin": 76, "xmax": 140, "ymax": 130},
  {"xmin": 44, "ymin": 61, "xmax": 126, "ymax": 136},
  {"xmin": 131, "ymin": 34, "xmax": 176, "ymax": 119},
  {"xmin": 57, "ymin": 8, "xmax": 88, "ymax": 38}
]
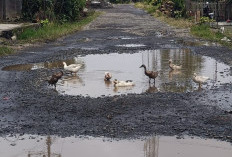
[
  {"xmin": 54, "ymin": 0, "xmax": 86, "ymax": 22},
  {"xmin": 22, "ymin": 0, "xmax": 41, "ymax": 21},
  {"xmin": 172, "ymin": 0, "xmax": 184, "ymax": 11},
  {"xmin": 22, "ymin": 0, "xmax": 86, "ymax": 22},
  {"xmin": 135, "ymin": 2, "xmax": 160, "ymax": 14},
  {"xmin": 40, "ymin": 18, "xmax": 49, "ymax": 26},
  {"xmin": 17, "ymin": 11, "xmax": 101, "ymax": 42},
  {"xmin": 199, "ymin": 16, "xmax": 215, "ymax": 24},
  {"xmin": 171, "ymin": 0, "xmax": 186, "ymax": 18}
]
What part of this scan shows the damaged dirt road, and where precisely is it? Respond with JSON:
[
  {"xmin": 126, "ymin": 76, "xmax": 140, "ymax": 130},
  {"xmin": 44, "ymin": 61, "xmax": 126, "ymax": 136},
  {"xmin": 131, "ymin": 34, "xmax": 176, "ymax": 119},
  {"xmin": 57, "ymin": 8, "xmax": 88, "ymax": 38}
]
[{"xmin": 0, "ymin": 4, "xmax": 232, "ymax": 143}]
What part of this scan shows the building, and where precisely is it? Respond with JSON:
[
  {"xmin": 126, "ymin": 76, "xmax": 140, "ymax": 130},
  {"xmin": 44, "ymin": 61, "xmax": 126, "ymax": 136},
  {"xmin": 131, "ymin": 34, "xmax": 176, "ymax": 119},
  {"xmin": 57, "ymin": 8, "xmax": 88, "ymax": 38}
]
[{"xmin": 0, "ymin": 0, "xmax": 22, "ymax": 21}]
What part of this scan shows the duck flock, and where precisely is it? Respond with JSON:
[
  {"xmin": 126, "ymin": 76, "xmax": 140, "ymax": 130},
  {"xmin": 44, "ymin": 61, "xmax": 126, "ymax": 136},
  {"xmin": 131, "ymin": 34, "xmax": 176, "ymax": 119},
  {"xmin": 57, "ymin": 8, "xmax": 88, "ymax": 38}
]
[{"xmin": 48, "ymin": 59, "xmax": 209, "ymax": 90}]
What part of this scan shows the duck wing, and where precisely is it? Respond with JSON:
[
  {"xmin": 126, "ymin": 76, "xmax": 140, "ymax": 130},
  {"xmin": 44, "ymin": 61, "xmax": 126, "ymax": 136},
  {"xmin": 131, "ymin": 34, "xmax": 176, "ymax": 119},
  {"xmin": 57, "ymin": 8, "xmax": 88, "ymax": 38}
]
[
  {"xmin": 173, "ymin": 64, "xmax": 182, "ymax": 70},
  {"xmin": 68, "ymin": 64, "xmax": 82, "ymax": 68},
  {"xmin": 194, "ymin": 76, "xmax": 209, "ymax": 83},
  {"xmin": 151, "ymin": 71, "xmax": 158, "ymax": 78}
]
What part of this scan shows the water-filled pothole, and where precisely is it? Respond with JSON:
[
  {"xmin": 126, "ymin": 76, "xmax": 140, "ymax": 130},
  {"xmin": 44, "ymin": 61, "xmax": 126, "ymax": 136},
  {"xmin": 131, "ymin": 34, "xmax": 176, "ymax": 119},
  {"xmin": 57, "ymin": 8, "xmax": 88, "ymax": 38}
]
[
  {"xmin": 1, "ymin": 135, "xmax": 232, "ymax": 157},
  {"xmin": 2, "ymin": 49, "xmax": 232, "ymax": 97},
  {"xmin": 56, "ymin": 49, "xmax": 231, "ymax": 97}
]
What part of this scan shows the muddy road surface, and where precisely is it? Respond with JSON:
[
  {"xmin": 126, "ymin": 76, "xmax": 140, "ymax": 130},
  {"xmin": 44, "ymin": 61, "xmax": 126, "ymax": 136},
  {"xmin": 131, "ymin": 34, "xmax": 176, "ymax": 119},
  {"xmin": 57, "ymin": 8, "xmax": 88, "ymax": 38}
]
[{"xmin": 0, "ymin": 4, "xmax": 232, "ymax": 144}]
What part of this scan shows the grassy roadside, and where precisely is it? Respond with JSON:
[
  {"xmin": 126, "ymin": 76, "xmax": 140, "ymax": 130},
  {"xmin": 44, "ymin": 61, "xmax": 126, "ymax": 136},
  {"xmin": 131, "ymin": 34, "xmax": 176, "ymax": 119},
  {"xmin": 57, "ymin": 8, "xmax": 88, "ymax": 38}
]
[
  {"xmin": 0, "ymin": 11, "xmax": 101, "ymax": 57},
  {"xmin": 0, "ymin": 46, "xmax": 14, "ymax": 56},
  {"xmin": 135, "ymin": 2, "xmax": 232, "ymax": 48},
  {"xmin": 135, "ymin": 2, "xmax": 193, "ymax": 28},
  {"xmin": 17, "ymin": 11, "xmax": 101, "ymax": 43}
]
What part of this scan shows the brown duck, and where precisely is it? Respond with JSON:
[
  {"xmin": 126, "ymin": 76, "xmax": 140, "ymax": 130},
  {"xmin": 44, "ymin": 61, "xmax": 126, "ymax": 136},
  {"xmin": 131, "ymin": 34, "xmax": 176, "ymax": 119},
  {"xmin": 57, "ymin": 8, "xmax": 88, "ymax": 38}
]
[
  {"xmin": 48, "ymin": 71, "xmax": 63, "ymax": 88},
  {"xmin": 140, "ymin": 64, "xmax": 158, "ymax": 84}
]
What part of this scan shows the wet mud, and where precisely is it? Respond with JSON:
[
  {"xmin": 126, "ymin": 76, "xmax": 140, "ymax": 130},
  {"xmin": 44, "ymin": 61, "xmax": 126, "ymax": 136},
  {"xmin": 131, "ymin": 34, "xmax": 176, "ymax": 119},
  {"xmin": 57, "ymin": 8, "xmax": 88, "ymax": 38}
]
[{"xmin": 0, "ymin": 4, "xmax": 232, "ymax": 147}]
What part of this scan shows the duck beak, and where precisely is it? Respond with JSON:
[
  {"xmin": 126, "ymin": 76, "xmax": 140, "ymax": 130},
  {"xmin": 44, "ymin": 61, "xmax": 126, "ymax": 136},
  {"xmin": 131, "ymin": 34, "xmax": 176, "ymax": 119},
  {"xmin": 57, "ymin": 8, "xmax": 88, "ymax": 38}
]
[{"xmin": 139, "ymin": 65, "xmax": 142, "ymax": 68}]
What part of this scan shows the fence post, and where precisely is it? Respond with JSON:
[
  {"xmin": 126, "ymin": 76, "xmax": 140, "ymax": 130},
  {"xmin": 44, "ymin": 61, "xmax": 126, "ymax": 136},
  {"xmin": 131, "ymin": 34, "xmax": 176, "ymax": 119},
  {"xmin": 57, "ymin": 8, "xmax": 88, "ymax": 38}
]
[{"xmin": 3, "ymin": 0, "xmax": 6, "ymax": 20}]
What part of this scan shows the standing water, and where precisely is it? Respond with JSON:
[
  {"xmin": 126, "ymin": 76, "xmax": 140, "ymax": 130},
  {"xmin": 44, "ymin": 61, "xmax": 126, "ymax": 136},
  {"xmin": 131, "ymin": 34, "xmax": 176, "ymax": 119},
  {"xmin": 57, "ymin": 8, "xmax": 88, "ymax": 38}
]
[
  {"xmin": 0, "ymin": 134, "xmax": 232, "ymax": 157},
  {"xmin": 2, "ymin": 49, "xmax": 232, "ymax": 97},
  {"xmin": 57, "ymin": 49, "xmax": 232, "ymax": 97}
]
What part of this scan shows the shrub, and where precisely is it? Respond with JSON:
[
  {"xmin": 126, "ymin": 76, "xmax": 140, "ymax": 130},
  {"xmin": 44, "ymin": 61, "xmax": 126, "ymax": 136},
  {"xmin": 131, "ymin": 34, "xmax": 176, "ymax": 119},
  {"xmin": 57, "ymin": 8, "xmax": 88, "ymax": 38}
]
[
  {"xmin": 199, "ymin": 16, "xmax": 215, "ymax": 24},
  {"xmin": 54, "ymin": 0, "xmax": 86, "ymax": 22},
  {"xmin": 22, "ymin": 0, "xmax": 86, "ymax": 22}
]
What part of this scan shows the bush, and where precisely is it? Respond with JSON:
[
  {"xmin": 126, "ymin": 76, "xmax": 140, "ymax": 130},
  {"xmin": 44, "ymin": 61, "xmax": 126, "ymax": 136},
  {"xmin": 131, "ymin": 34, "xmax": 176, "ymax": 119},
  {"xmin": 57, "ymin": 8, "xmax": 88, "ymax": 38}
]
[
  {"xmin": 199, "ymin": 16, "xmax": 214, "ymax": 24},
  {"xmin": 54, "ymin": 0, "xmax": 86, "ymax": 22},
  {"xmin": 22, "ymin": 0, "xmax": 86, "ymax": 22}
]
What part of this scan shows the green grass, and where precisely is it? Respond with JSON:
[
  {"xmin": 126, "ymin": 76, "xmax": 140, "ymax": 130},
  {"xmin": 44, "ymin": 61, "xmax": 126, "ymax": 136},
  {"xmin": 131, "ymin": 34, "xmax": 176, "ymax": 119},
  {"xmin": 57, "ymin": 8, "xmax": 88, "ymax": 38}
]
[
  {"xmin": 191, "ymin": 24, "xmax": 232, "ymax": 48},
  {"xmin": 17, "ymin": 11, "xmax": 101, "ymax": 43},
  {"xmin": 135, "ymin": 2, "xmax": 158, "ymax": 14},
  {"xmin": 0, "ymin": 46, "xmax": 14, "ymax": 56},
  {"xmin": 135, "ymin": 2, "xmax": 232, "ymax": 49},
  {"xmin": 191, "ymin": 25, "xmax": 222, "ymax": 40},
  {"xmin": 135, "ymin": 2, "xmax": 193, "ymax": 28}
]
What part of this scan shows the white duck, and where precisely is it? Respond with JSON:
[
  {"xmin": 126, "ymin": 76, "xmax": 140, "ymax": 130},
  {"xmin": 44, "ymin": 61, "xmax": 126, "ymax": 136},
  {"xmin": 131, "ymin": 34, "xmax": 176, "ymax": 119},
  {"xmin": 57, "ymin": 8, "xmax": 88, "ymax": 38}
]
[
  {"xmin": 63, "ymin": 62, "xmax": 82, "ymax": 75},
  {"xmin": 169, "ymin": 59, "xmax": 182, "ymax": 70},
  {"xmin": 192, "ymin": 73, "xmax": 209, "ymax": 88},
  {"xmin": 104, "ymin": 72, "xmax": 112, "ymax": 81},
  {"xmin": 113, "ymin": 79, "xmax": 135, "ymax": 87}
]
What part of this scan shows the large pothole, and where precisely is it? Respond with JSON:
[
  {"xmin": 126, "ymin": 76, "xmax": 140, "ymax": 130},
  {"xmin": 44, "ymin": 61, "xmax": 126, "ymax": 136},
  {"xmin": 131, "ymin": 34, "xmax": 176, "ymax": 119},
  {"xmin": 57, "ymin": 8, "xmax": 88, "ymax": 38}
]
[{"xmin": 2, "ymin": 49, "xmax": 232, "ymax": 97}]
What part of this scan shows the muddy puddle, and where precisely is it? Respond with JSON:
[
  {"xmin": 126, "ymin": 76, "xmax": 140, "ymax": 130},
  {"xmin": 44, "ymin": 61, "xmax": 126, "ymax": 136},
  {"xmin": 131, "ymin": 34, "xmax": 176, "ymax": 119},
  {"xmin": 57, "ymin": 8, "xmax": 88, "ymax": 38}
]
[
  {"xmin": 2, "ymin": 49, "xmax": 232, "ymax": 97},
  {"xmin": 56, "ymin": 49, "xmax": 231, "ymax": 97},
  {"xmin": 1, "ymin": 134, "xmax": 232, "ymax": 157}
]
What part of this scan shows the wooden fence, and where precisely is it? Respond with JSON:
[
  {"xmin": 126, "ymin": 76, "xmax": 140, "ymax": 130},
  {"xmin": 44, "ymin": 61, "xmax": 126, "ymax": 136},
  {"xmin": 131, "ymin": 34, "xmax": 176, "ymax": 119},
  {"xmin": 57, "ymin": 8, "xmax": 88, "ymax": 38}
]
[
  {"xmin": 185, "ymin": 1, "xmax": 231, "ymax": 21},
  {"xmin": 0, "ymin": 0, "xmax": 22, "ymax": 21}
]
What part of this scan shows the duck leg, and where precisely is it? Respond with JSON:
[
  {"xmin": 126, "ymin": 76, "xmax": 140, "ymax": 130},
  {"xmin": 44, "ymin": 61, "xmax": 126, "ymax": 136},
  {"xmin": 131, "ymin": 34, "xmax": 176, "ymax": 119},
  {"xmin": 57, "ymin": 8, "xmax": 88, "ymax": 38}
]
[
  {"xmin": 149, "ymin": 78, "xmax": 151, "ymax": 83},
  {"xmin": 198, "ymin": 83, "xmax": 201, "ymax": 89},
  {"xmin": 153, "ymin": 79, "xmax": 156, "ymax": 84}
]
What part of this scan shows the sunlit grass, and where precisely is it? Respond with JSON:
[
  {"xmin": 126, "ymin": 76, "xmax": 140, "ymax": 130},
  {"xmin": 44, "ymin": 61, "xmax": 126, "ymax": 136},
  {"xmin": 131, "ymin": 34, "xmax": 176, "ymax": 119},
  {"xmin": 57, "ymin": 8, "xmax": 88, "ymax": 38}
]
[{"xmin": 17, "ymin": 11, "xmax": 102, "ymax": 43}]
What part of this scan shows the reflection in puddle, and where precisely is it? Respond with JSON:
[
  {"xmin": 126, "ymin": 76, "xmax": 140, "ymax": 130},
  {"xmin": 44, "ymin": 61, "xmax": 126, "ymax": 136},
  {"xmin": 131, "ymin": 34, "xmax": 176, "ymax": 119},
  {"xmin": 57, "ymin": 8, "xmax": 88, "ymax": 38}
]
[
  {"xmin": 116, "ymin": 44, "xmax": 146, "ymax": 47},
  {"xmin": 108, "ymin": 36, "xmax": 138, "ymax": 40},
  {"xmin": 2, "ymin": 49, "xmax": 232, "ymax": 97},
  {"xmin": 56, "ymin": 49, "xmax": 231, "ymax": 97},
  {"xmin": 146, "ymin": 84, "xmax": 159, "ymax": 93},
  {"xmin": 1, "ymin": 57, "xmax": 84, "ymax": 71},
  {"xmin": 1, "ymin": 135, "xmax": 232, "ymax": 157}
]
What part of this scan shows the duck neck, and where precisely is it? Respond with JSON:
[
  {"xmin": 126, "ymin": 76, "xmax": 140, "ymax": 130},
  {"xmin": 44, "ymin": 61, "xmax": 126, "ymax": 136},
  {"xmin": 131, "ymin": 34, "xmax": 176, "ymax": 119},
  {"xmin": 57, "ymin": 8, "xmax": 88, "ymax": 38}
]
[{"xmin": 143, "ymin": 66, "xmax": 148, "ymax": 74}]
